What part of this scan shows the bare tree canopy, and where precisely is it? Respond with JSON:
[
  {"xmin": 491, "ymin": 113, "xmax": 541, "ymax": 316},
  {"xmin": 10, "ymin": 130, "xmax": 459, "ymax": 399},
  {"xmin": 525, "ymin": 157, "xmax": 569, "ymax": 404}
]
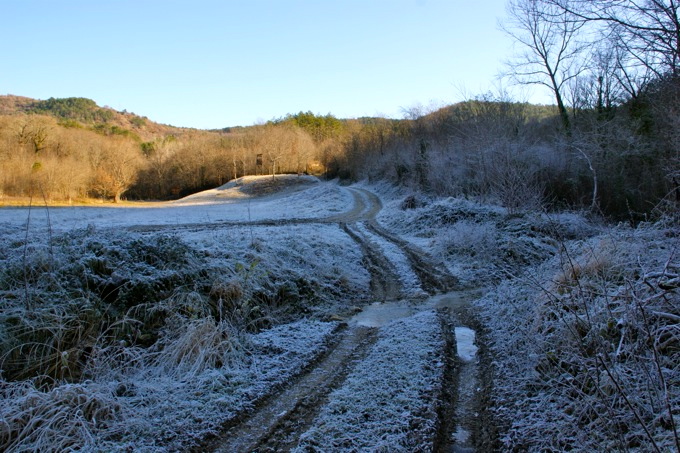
[
  {"xmin": 545, "ymin": 0, "xmax": 680, "ymax": 77},
  {"xmin": 502, "ymin": 0, "xmax": 588, "ymax": 131}
]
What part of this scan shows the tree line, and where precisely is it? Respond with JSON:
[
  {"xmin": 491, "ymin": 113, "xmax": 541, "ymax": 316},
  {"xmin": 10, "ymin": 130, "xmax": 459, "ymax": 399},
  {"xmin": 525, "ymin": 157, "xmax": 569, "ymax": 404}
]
[
  {"xmin": 342, "ymin": 0, "xmax": 679, "ymax": 220},
  {"xmin": 1, "ymin": 1, "xmax": 678, "ymax": 220}
]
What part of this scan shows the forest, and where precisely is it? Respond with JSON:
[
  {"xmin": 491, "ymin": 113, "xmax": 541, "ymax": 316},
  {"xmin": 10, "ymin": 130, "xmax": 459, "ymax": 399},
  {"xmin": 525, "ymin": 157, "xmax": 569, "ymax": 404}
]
[{"xmin": 1, "ymin": 82, "xmax": 676, "ymax": 222}]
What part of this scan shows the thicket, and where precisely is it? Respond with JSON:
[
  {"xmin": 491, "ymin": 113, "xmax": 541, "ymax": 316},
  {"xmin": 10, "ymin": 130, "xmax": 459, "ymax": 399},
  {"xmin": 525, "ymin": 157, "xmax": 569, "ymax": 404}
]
[
  {"xmin": 30, "ymin": 97, "xmax": 114, "ymax": 124},
  {"xmin": 348, "ymin": 82, "xmax": 678, "ymax": 221}
]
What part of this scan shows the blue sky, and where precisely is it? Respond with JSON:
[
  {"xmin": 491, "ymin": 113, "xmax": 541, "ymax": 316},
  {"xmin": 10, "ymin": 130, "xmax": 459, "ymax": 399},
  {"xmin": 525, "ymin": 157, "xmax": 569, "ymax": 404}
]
[{"xmin": 1, "ymin": 0, "xmax": 524, "ymax": 129}]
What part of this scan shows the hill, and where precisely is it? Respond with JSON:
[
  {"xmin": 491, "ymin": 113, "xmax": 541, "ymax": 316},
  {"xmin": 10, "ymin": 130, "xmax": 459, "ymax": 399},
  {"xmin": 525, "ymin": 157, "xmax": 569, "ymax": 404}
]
[{"xmin": 0, "ymin": 94, "xmax": 186, "ymax": 142}]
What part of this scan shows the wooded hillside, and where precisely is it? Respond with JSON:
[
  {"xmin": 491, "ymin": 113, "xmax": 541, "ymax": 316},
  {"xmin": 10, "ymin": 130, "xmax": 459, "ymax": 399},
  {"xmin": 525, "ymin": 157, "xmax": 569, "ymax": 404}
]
[{"xmin": 1, "ymin": 80, "xmax": 678, "ymax": 221}]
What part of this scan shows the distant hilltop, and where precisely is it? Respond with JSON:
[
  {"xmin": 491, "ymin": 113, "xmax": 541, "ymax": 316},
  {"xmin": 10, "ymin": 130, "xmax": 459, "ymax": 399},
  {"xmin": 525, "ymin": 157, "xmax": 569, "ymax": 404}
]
[{"xmin": 0, "ymin": 94, "xmax": 188, "ymax": 141}]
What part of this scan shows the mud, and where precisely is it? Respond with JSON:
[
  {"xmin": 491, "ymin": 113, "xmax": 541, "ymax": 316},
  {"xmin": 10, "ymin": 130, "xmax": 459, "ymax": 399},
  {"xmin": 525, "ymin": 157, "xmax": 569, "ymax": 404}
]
[
  {"xmin": 186, "ymin": 184, "xmax": 498, "ymax": 451},
  {"xmin": 204, "ymin": 326, "xmax": 379, "ymax": 452}
]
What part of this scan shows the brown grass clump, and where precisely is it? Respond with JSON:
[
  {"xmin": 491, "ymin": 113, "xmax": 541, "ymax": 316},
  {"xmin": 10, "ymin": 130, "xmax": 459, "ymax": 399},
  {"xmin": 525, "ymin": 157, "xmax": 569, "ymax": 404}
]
[{"xmin": 0, "ymin": 381, "xmax": 121, "ymax": 451}]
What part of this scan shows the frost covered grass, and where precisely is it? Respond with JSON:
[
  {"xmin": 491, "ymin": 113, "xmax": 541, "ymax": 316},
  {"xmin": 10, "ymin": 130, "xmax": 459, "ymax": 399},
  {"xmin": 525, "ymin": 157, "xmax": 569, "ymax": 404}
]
[
  {"xmin": 295, "ymin": 310, "xmax": 445, "ymax": 452},
  {"xmin": 180, "ymin": 223, "xmax": 371, "ymax": 316},
  {"xmin": 0, "ymin": 222, "xmax": 345, "ymax": 450},
  {"xmin": 369, "ymin": 184, "xmax": 679, "ymax": 450},
  {"xmin": 476, "ymin": 223, "xmax": 680, "ymax": 451},
  {"xmin": 373, "ymin": 185, "xmax": 597, "ymax": 286},
  {"xmin": 0, "ymin": 177, "xmax": 369, "ymax": 451},
  {"xmin": 1, "ymin": 318, "xmax": 338, "ymax": 451},
  {"xmin": 0, "ymin": 177, "xmax": 352, "ymax": 234}
]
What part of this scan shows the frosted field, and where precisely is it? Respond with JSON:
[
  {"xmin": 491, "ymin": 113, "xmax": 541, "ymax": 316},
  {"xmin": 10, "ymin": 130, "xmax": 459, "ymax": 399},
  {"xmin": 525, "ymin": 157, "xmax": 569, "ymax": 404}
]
[
  {"xmin": 0, "ymin": 176, "xmax": 379, "ymax": 451},
  {"xmin": 2, "ymin": 175, "xmax": 677, "ymax": 451},
  {"xmin": 0, "ymin": 175, "xmax": 352, "ymax": 237}
]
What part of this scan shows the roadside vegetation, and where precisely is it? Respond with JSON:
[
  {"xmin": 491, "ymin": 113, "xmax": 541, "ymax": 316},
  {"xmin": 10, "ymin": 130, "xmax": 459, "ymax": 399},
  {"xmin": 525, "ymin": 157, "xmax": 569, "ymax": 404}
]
[
  {"xmin": 376, "ymin": 184, "xmax": 679, "ymax": 451},
  {"xmin": 0, "ymin": 213, "xmax": 369, "ymax": 451}
]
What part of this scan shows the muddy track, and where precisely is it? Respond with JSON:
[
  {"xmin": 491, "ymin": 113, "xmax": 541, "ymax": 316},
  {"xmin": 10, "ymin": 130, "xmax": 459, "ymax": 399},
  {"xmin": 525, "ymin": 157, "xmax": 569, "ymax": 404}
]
[
  {"xmin": 339, "ymin": 187, "xmax": 457, "ymax": 298},
  {"xmin": 340, "ymin": 222, "xmax": 402, "ymax": 301},
  {"xmin": 435, "ymin": 312, "xmax": 459, "ymax": 452},
  {"xmin": 363, "ymin": 221, "xmax": 458, "ymax": 295},
  {"xmin": 432, "ymin": 292, "xmax": 498, "ymax": 452},
  {"xmin": 170, "ymin": 184, "xmax": 495, "ymax": 451},
  {"xmin": 203, "ymin": 325, "xmax": 379, "ymax": 453}
]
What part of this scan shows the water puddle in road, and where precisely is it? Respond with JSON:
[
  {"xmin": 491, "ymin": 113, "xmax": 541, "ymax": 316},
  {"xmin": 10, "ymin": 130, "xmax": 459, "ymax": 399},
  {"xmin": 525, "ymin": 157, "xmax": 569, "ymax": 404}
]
[
  {"xmin": 349, "ymin": 291, "xmax": 482, "ymax": 452},
  {"xmin": 351, "ymin": 300, "xmax": 418, "ymax": 327},
  {"xmin": 455, "ymin": 327, "xmax": 478, "ymax": 362},
  {"xmin": 350, "ymin": 290, "xmax": 482, "ymax": 328}
]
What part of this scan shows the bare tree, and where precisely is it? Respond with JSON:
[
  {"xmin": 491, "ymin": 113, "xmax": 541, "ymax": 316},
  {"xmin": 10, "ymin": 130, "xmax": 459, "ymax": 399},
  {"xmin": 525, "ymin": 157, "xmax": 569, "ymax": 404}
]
[
  {"xmin": 16, "ymin": 118, "xmax": 50, "ymax": 154},
  {"xmin": 502, "ymin": 0, "xmax": 588, "ymax": 132},
  {"xmin": 546, "ymin": 0, "xmax": 680, "ymax": 78},
  {"xmin": 292, "ymin": 128, "xmax": 316, "ymax": 174},
  {"xmin": 142, "ymin": 136, "xmax": 176, "ymax": 197},
  {"xmin": 262, "ymin": 126, "xmax": 286, "ymax": 177},
  {"xmin": 91, "ymin": 139, "xmax": 142, "ymax": 203}
]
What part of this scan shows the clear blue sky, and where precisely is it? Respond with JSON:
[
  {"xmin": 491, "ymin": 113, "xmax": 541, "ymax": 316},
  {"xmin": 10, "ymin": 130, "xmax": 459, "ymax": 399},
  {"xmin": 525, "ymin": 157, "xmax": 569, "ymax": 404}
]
[{"xmin": 1, "ymin": 0, "xmax": 523, "ymax": 129}]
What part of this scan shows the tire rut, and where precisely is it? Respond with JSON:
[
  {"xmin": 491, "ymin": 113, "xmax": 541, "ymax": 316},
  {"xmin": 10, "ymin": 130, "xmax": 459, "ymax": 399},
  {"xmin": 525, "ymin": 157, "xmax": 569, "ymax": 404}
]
[
  {"xmin": 182, "ymin": 184, "xmax": 495, "ymax": 450},
  {"xmin": 432, "ymin": 292, "xmax": 498, "ymax": 452},
  {"xmin": 341, "ymin": 222, "xmax": 403, "ymax": 301},
  {"xmin": 364, "ymin": 221, "xmax": 458, "ymax": 295},
  {"xmin": 206, "ymin": 325, "xmax": 379, "ymax": 453}
]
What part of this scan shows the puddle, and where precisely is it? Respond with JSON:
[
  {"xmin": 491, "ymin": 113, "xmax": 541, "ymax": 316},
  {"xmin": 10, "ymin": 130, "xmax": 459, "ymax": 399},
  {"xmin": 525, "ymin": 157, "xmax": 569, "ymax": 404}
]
[
  {"xmin": 454, "ymin": 327, "xmax": 478, "ymax": 362},
  {"xmin": 350, "ymin": 290, "xmax": 482, "ymax": 328},
  {"xmin": 454, "ymin": 426, "xmax": 471, "ymax": 443},
  {"xmin": 426, "ymin": 290, "xmax": 482, "ymax": 311},
  {"xmin": 351, "ymin": 300, "xmax": 418, "ymax": 327},
  {"xmin": 343, "ymin": 291, "xmax": 483, "ymax": 452}
]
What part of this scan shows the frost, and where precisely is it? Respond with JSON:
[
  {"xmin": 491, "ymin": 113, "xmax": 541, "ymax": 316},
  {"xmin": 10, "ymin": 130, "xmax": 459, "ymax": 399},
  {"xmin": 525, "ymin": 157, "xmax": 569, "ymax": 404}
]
[
  {"xmin": 354, "ymin": 222, "xmax": 426, "ymax": 297},
  {"xmin": 0, "ymin": 178, "xmax": 363, "ymax": 451},
  {"xmin": 2, "ymin": 177, "xmax": 676, "ymax": 451},
  {"xmin": 295, "ymin": 310, "xmax": 445, "ymax": 452},
  {"xmin": 475, "ymin": 224, "xmax": 680, "ymax": 451},
  {"xmin": 0, "ymin": 319, "xmax": 338, "ymax": 452}
]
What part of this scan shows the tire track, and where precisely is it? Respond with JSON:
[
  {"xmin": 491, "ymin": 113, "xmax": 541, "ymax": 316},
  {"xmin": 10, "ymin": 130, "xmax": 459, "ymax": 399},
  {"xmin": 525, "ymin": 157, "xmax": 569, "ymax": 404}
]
[
  {"xmin": 363, "ymin": 221, "xmax": 458, "ymax": 295},
  {"xmin": 173, "ymin": 183, "xmax": 489, "ymax": 451},
  {"xmin": 204, "ymin": 326, "xmax": 379, "ymax": 453},
  {"xmin": 341, "ymin": 222, "xmax": 403, "ymax": 301}
]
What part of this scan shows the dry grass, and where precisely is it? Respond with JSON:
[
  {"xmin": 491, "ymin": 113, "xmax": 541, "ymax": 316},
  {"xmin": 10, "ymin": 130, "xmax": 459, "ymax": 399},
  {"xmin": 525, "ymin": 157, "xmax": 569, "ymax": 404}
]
[
  {"xmin": 149, "ymin": 316, "xmax": 248, "ymax": 377},
  {"xmin": 0, "ymin": 380, "xmax": 122, "ymax": 452},
  {"xmin": 0, "ymin": 196, "xmax": 169, "ymax": 207},
  {"xmin": 478, "ymin": 225, "xmax": 680, "ymax": 451}
]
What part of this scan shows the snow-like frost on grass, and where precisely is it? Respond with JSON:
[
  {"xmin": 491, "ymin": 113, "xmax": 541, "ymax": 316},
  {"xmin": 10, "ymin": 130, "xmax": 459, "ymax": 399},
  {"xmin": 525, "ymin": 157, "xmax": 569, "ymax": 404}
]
[
  {"xmin": 295, "ymin": 310, "xmax": 445, "ymax": 452},
  {"xmin": 179, "ymin": 223, "xmax": 372, "ymax": 309},
  {"xmin": 0, "ymin": 179, "xmax": 369, "ymax": 451},
  {"xmin": 368, "ymin": 184, "xmax": 596, "ymax": 286},
  {"xmin": 0, "ymin": 178, "xmax": 353, "ymax": 235},
  {"xmin": 475, "ymin": 224, "xmax": 680, "ymax": 451},
  {"xmin": 0, "ymin": 319, "xmax": 339, "ymax": 452}
]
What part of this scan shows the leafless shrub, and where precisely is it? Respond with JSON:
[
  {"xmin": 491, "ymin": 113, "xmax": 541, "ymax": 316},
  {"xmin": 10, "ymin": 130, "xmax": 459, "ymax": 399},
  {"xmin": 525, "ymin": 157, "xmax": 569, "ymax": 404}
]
[
  {"xmin": 479, "ymin": 224, "xmax": 679, "ymax": 451},
  {"xmin": 487, "ymin": 144, "xmax": 545, "ymax": 214}
]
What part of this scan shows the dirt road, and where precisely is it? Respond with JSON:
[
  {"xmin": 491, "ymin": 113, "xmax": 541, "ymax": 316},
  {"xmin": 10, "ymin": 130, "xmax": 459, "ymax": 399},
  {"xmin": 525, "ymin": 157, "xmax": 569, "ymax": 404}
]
[{"xmin": 178, "ymin": 184, "xmax": 494, "ymax": 452}]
